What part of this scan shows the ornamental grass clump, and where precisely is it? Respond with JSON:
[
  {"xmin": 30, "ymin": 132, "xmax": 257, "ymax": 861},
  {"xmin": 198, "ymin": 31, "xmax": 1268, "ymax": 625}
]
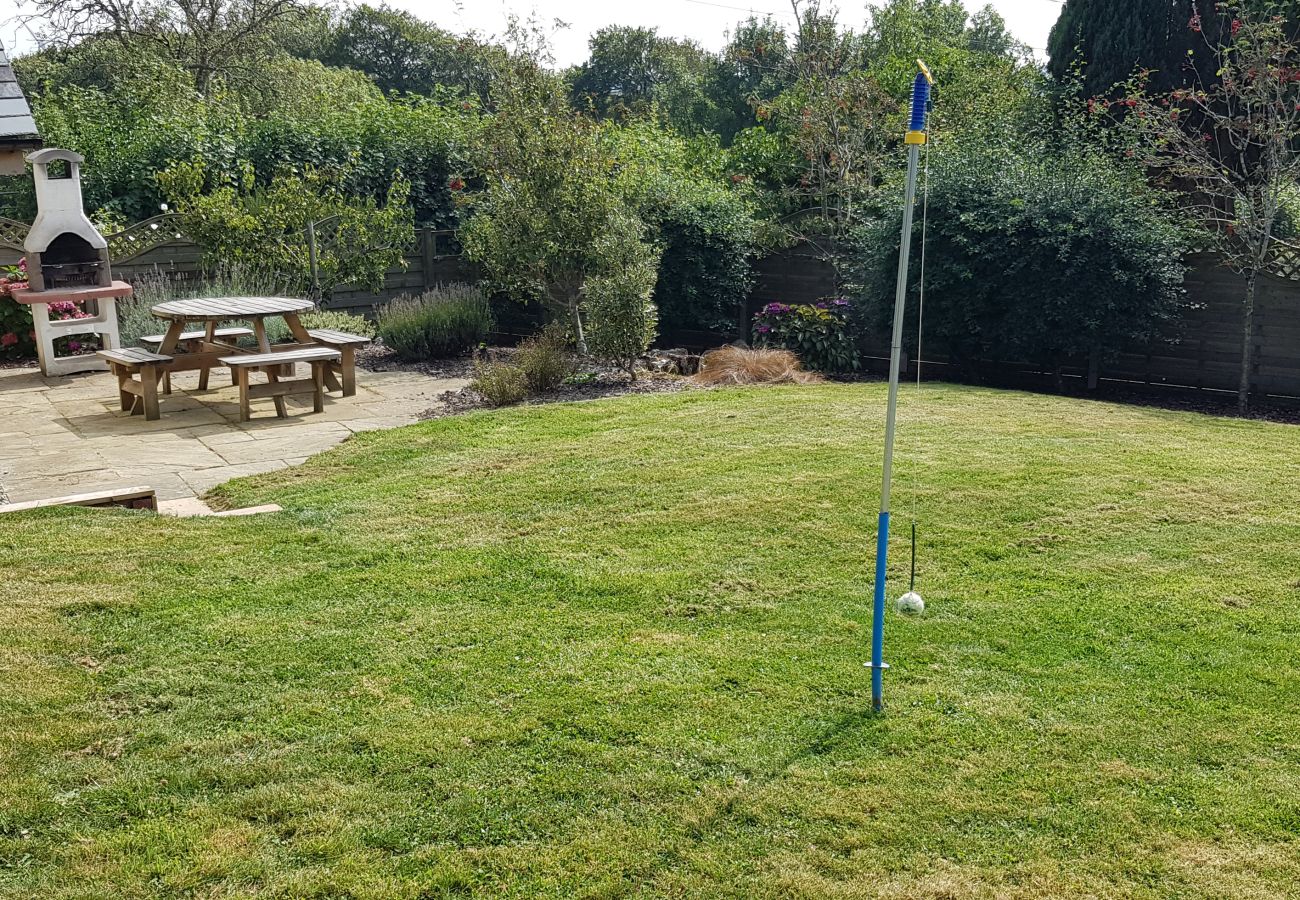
[
  {"xmin": 693, "ymin": 345, "xmax": 823, "ymax": 386},
  {"xmin": 470, "ymin": 357, "xmax": 529, "ymax": 407},
  {"xmin": 514, "ymin": 324, "xmax": 576, "ymax": 393},
  {"xmin": 378, "ymin": 283, "xmax": 493, "ymax": 360}
]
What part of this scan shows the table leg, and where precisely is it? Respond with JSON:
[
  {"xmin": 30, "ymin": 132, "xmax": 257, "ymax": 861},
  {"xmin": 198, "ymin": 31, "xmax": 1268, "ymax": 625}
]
[
  {"xmin": 198, "ymin": 321, "xmax": 217, "ymax": 391},
  {"xmin": 141, "ymin": 368, "xmax": 161, "ymax": 421},
  {"xmin": 285, "ymin": 313, "xmax": 343, "ymax": 392},
  {"xmin": 156, "ymin": 319, "xmax": 186, "ymax": 356},
  {"xmin": 254, "ymin": 318, "xmax": 288, "ymax": 418}
]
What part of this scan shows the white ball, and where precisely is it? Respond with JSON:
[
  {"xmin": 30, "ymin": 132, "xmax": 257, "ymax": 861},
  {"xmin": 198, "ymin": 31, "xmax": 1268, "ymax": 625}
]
[{"xmin": 896, "ymin": 591, "xmax": 925, "ymax": 615}]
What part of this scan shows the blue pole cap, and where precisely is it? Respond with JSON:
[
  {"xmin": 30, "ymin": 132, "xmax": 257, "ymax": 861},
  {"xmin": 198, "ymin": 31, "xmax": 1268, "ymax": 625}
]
[{"xmin": 905, "ymin": 60, "xmax": 934, "ymax": 143}]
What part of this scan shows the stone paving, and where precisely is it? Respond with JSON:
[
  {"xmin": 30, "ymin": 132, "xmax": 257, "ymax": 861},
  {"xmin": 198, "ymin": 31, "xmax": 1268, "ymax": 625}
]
[{"xmin": 0, "ymin": 363, "xmax": 467, "ymax": 505}]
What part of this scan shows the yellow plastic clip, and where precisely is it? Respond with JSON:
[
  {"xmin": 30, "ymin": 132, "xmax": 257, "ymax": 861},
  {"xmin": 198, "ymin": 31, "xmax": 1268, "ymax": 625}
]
[{"xmin": 905, "ymin": 131, "xmax": 927, "ymax": 145}]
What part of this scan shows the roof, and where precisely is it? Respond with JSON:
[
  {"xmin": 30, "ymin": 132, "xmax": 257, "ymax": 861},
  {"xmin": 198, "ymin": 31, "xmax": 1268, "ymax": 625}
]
[{"xmin": 0, "ymin": 41, "xmax": 40, "ymax": 148}]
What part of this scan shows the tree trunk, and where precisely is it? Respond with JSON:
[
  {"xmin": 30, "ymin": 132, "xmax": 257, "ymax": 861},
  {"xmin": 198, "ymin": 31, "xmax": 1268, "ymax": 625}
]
[
  {"xmin": 569, "ymin": 301, "xmax": 588, "ymax": 356},
  {"xmin": 1237, "ymin": 270, "xmax": 1259, "ymax": 414}
]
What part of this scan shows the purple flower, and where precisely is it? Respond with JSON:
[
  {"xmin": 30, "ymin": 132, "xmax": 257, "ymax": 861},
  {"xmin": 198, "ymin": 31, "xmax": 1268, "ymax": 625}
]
[
  {"xmin": 756, "ymin": 325, "xmax": 772, "ymax": 334},
  {"xmin": 832, "ymin": 298, "xmax": 850, "ymax": 307}
]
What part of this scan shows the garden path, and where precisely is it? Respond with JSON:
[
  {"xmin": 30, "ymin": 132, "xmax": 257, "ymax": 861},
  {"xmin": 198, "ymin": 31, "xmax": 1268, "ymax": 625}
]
[{"xmin": 0, "ymin": 363, "xmax": 466, "ymax": 508}]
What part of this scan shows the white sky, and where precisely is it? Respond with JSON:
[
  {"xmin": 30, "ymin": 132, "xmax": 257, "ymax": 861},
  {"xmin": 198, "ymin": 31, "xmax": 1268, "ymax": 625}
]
[
  {"xmin": 412, "ymin": 0, "xmax": 1062, "ymax": 66},
  {"xmin": 0, "ymin": 0, "xmax": 1062, "ymax": 65}
]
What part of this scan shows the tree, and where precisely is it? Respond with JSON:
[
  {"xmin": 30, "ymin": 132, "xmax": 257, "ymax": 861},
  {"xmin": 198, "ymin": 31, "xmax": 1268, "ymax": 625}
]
[
  {"xmin": 460, "ymin": 54, "xmax": 660, "ymax": 355},
  {"xmin": 1047, "ymin": 0, "xmax": 1300, "ymax": 95},
  {"xmin": 569, "ymin": 26, "xmax": 720, "ymax": 134},
  {"xmin": 1113, "ymin": 8, "xmax": 1300, "ymax": 412},
  {"xmin": 711, "ymin": 17, "xmax": 793, "ymax": 143},
  {"xmin": 18, "ymin": 0, "xmax": 319, "ymax": 95},
  {"xmin": 322, "ymin": 4, "xmax": 504, "ymax": 100},
  {"xmin": 769, "ymin": 0, "xmax": 895, "ymax": 237}
]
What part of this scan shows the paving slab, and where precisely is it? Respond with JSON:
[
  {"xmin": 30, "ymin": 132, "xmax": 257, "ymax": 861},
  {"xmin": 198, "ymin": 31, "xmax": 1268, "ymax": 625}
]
[{"xmin": 0, "ymin": 363, "xmax": 466, "ymax": 505}]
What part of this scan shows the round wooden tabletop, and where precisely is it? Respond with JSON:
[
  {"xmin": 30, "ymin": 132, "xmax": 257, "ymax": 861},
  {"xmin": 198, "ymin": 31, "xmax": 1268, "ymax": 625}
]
[{"xmin": 151, "ymin": 296, "xmax": 313, "ymax": 321}]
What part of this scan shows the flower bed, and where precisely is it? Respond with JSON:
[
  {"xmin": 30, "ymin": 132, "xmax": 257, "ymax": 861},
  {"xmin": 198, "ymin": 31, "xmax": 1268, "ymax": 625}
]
[
  {"xmin": 0, "ymin": 260, "xmax": 99, "ymax": 361},
  {"xmin": 752, "ymin": 298, "xmax": 860, "ymax": 373}
]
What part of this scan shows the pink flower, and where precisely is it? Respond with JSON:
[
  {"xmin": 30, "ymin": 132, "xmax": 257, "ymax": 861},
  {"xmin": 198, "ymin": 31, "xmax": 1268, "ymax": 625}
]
[
  {"xmin": 0, "ymin": 332, "xmax": 17, "ymax": 347},
  {"xmin": 17, "ymin": 257, "xmax": 26, "ymax": 273}
]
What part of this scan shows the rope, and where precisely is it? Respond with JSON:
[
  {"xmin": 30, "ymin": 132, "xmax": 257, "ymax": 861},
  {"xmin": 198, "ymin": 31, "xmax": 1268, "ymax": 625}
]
[{"xmin": 907, "ymin": 106, "xmax": 934, "ymax": 595}]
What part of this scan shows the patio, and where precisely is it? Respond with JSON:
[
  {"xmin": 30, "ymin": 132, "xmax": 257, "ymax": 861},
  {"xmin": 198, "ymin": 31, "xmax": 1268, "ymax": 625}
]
[{"xmin": 0, "ymin": 362, "xmax": 467, "ymax": 508}]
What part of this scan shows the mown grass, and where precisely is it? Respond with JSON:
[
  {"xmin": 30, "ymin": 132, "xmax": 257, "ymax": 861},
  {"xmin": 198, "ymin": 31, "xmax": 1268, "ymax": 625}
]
[{"xmin": 2, "ymin": 383, "xmax": 1299, "ymax": 898}]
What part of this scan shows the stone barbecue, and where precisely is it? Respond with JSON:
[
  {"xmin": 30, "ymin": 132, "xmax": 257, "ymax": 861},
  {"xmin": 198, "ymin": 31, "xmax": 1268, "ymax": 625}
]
[{"xmin": 23, "ymin": 149, "xmax": 113, "ymax": 292}]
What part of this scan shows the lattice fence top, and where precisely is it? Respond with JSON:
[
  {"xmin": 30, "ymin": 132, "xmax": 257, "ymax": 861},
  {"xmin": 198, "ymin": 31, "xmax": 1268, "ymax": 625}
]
[
  {"xmin": 0, "ymin": 213, "xmax": 189, "ymax": 261},
  {"xmin": 1267, "ymin": 239, "xmax": 1300, "ymax": 282},
  {"xmin": 106, "ymin": 214, "xmax": 187, "ymax": 262},
  {"xmin": 0, "ymin": 217, "xmax": 29, "ymax": 251}
]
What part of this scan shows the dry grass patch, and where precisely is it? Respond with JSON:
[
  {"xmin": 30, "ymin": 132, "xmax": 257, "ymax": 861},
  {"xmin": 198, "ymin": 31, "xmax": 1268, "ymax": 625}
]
[{"xmin": 694, "ymin": 346, "xmax": 823, "ymax": 386}]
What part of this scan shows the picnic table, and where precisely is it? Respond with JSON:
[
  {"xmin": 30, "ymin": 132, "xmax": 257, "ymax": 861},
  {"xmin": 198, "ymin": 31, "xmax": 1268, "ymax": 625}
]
[
  {"xmin": 98, "ymin": 296, "xmax": 369, "ymax": 421},
  {"xmin": 156, "ymin": 295, "xmax": 343, "ymax": 414}
]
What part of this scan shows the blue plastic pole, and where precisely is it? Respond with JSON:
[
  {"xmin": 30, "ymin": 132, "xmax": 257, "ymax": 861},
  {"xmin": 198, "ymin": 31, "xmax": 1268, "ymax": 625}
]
[{"xmin": 871, "ymin": 63, "xmax": 932, "ymax": 713}]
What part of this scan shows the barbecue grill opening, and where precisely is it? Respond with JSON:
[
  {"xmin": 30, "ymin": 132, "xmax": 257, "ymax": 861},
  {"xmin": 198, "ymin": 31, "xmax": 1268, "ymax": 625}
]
[{"xmin": 38, "ymin": 232, "xmax": 105, "ymax": 289}]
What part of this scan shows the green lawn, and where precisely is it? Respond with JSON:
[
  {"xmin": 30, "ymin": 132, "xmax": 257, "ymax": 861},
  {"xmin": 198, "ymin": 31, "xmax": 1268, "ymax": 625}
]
[{"xmin": 3, "ymin": 384, "xmax": 1299, "ymax": 898}]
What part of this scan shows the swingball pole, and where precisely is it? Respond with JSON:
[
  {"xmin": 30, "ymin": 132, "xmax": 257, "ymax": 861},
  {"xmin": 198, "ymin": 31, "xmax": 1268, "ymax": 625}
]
[{"xmin": 870, "ymin": 60, "xmax": 933, "ymax": 713}]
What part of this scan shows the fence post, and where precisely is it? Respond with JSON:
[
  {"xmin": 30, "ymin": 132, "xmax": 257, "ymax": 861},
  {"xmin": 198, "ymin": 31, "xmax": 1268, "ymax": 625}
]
[
  {"xmin": 422, "ymin": 227, "xmax": 434, "ymax": 292},
  {"xmin": 306, "ymin": 220, "xmax": 320, "ymax": 298}
]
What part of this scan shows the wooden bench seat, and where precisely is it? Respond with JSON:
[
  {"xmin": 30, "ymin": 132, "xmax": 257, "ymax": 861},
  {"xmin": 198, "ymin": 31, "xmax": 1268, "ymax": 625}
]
[
  {"xmin": 139, "ymin": 326, "xmax": 254, "ymax": 347},
  {"xmin": 307, "ymin": 328, "xmax": 371, "ymax": 397},
  {"xmin": 96, "ymin": 348, "xmax": 173, "ymax": 421},
  {"xmin": 141, "ymin": 327, "xmax": 254, "ymax": 393},
  {"xmin": 221, "ymin": 347, "xmax": 342, "ymax": 421}
]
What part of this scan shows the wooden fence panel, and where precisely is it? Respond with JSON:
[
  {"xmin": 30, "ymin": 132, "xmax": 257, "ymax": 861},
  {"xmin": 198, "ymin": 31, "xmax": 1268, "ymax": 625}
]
[
  {"xmin": 741, "ymin": 244, "xmax": 1300, "ymax": 402},
  {"xmin": 4, "ymin": 213, "xmax": 1298, "ymax": 401}
]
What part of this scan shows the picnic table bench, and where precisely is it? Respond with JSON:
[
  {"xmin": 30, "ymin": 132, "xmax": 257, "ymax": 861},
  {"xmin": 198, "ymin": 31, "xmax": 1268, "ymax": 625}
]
[
  {"xmin": 222, "ymin": 347, "xmax": 341, "ymax": 421},
  {"xmin": 97, "ymin": 347, "xmax": 172, "ymax": 420}
]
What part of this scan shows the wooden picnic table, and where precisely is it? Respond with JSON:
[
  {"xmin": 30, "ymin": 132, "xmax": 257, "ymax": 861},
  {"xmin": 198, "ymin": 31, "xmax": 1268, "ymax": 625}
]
[{"xmin": 150, "ymin": 296, "xmax": 338, "ymax": 416}]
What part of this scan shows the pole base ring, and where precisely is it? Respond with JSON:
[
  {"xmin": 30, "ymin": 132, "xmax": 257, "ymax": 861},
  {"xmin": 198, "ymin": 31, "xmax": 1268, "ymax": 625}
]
[{"xmin": 864, "ymin": 662, "xmax": 890, "ymax": 671}]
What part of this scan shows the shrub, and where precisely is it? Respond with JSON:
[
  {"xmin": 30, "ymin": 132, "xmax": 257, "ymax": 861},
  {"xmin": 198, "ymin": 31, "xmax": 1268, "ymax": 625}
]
[
  {"xmin": 842, "ymin": 132, "xmax": 1188, "ymax": 379},
  {"xmin": 1, "ymin": 265, "xmax": 34, "ymax": 360},
  {"xmin": 583, "ymin": 244, "xmax": 661, "ymax": 379},
  {"xmin": 377, "ymin": 283, "xmax": 493, "ymax": 359},
  {"xmin": 157, "ymin": 161, "xmax": 414, "ymax": 297},
  {"xmin": 514, "ymin": 324, "xmax": 575, "ymax": 393},
  {"xmin": 752, "ymin": 299, "xmax": 860, "ymax": 373},
  {"xmin": 693, "ymin": 346, "xmax": 823, "ymax": 386},
  {"xmin": 299, "ymin": 308, "xmax": 377, "ymax": 338},
  {"xmin": 605, "ymin": 120, "xmax": 758, "ymax": 338},
  {"xmin": 470, "ymin": 358, "xmax": 529, "ymax": 406}
]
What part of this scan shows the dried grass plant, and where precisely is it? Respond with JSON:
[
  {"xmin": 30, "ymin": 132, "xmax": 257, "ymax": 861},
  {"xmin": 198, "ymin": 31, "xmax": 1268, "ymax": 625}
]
[{"xmin": 693, "ymin": 346, "xmax": 824, "ymax": 386}]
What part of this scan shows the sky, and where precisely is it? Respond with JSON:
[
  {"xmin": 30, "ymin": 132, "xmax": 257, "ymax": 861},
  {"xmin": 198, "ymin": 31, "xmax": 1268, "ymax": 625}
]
[
  {"xmin": 408, "ymin": 0, "xmax": 1063, "ymax": 66},
  {"xmin": 0, "ymin": 0, "xmax": 1064, "ymax": 65}
]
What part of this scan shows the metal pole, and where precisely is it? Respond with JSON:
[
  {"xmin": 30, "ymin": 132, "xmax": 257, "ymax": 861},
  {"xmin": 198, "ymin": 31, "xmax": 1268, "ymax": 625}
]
[{"xmin": 871, "ymin": 62, "xmax": 933, "ymax": 713}]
